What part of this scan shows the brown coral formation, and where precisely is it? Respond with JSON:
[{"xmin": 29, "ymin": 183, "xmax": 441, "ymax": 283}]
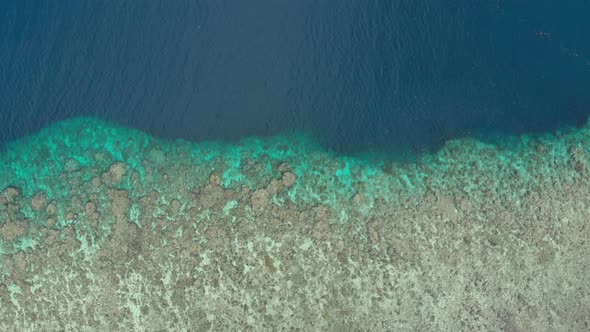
[
  {"xmin": 0, "ymin": 220, "xmax": 29, "ymax": 242},
  {"xmin": 30, "ymin": 192, "xmax": 48, "ymax": 212},
  {"xmin": 102, "ymin": 162, "xmax": 127, "ymax": 186},
  {"xmin": 0, "ymin": 186, "xmax": 21, "ymax": 205}
]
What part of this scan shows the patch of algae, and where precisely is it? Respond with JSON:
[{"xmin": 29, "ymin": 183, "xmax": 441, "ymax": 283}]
[{"xmin": 0, "ymin": 116, "xmax": 589, "ymax": 331}]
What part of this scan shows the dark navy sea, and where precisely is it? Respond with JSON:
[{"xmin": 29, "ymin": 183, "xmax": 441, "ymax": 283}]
[{"xmin": 1, "ymin": 1, "xmax": 589, "ymax": 156}]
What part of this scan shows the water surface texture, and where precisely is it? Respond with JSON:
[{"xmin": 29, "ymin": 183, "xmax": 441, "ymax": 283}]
[
  {"xmin": 1, "ymin": 1, "xmax": 589, "ymax": 154},
  {"xmin": 0, "ymin": 1, "xmax": 589, "ymax": 331}
]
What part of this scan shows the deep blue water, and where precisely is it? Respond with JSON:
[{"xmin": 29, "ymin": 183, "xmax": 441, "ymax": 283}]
[{"xmin": 1, "ymin": 1, "xmax": 589, "ymax": 156}]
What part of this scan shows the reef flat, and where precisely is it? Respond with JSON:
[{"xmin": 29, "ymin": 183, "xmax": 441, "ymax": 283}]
[{"xmin": 0, "ymin": 117, "xmax": 588, "ymax": 331}]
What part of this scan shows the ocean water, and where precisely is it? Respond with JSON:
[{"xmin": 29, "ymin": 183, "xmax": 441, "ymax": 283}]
[
  {"xmin": 1, "ymin": 0, "xmax": 589, "ymax": 155},
  {"xmin": 1, "ymin": 1, "xmax": 590, "ymax": 330}
]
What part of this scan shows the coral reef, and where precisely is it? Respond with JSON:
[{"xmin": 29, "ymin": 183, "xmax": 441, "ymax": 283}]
[{"xmin": 0, "ymin": 117, "xmax": 588, "ymax": 331}]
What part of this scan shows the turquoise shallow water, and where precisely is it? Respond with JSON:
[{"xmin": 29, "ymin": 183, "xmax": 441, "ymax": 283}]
[{"xmin": 2, "ymin": 115, "xmax": 587, "ymax": 218}]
